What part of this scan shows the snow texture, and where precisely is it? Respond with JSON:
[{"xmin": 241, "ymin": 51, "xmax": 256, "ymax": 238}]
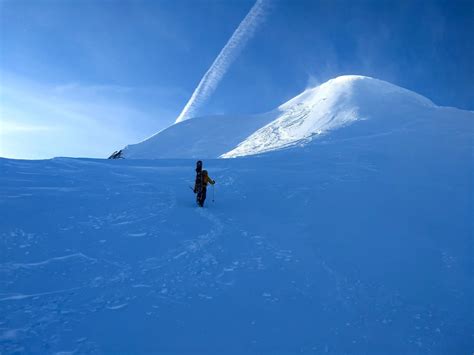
[{"xmin": 1, "ymin": 75, "xmax": 473, "ymax": 353}]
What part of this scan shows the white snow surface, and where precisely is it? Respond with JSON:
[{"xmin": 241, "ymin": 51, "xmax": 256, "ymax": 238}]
[
  {"xmin": 224, "ymin": 75, "xmax": 435, "ymax": 157},
  {"xmin": 1, "ymin": 75, "xmax": 473, "ymax": 353},
  {"xmin": 123, "ymin": 75, "xmax": 439, "ymax": 159},
  {"xmin": 1, "ymin": 98, "xmax": 473, "ymax": 352}
]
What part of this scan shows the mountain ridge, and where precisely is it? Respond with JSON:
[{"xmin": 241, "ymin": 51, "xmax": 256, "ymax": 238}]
[{"xmin": 121, "ymin": 75, "xmax": 471, "ymax": 159}]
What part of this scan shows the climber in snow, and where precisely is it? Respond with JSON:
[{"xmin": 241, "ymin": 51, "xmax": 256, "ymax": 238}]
[{"xmin": 193, "ymin": 160, "xmax": 215, "ymax": 207}]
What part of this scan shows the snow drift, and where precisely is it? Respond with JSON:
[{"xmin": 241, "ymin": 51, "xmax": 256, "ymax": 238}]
[{"xmin": 121, "ymin": 75, "xmax": 457, "ymax": 159}]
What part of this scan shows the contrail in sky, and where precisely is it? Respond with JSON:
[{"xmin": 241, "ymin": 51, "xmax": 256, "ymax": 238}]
[{"xmin": 175, "ymin": 0, "xmax": 268, "ymax": 123}]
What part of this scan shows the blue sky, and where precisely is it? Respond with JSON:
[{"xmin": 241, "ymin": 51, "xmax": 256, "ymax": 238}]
[{"xmin": 1, "ymin": 0, "xmax": 473, "ymax": 159}]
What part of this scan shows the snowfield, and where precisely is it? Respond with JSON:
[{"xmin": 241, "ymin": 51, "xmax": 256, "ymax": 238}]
[{"xmin": 1, "ymin": 76, "xmax": 473, "ymax": 353}]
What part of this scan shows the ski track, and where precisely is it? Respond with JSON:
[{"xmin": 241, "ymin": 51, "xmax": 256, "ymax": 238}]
[
  {"xmin": 0, "ymin": 287, "xmax": 85, "ymax": 302},
  {"xmin": 2, "ymin": 253, "xmax": 97, "ymax": 271}
]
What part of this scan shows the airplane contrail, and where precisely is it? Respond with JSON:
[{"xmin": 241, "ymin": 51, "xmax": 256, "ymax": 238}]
[{"xmin": 175, "ymin": 0, "xmax": 268, "ymax": 123}]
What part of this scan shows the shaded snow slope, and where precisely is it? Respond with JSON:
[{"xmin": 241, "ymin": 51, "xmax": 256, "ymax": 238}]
[
  {"xmin": 122, "ymin": 112, "xmax": 278, "ymax": 159},
  {"xmin": 1, "ymin": 109, "xmax": 473, "ymax": 353},
  {"xmin": 122, "ymin": 75, "xmax": 457, "ymax": 159}
]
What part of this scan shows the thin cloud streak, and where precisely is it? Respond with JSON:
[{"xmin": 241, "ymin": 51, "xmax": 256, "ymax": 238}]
[
  {"xmin": 175, "ymin": 0, "xmax": 268, "ymax": 123},
  {"xmin": 1, "ymin": 121, "xmax": 55, "ymax": 133}
]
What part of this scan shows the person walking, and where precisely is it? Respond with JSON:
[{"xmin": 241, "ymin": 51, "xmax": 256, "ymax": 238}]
[{"xmin": 193, "ymin": 161, "xmax": 215, "ymax": 207}]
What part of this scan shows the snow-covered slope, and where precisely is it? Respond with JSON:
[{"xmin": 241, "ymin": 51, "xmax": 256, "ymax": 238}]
[
  {"xmin": 122, "ymin": 112, "xmax": 278, "ymax": 159},
  {"xmin": 122, "ymin": 75, "xmax": 457, "ymax": 159},
  {"xmin": 1, "ymin": 118, "xmax": 473, "ymax": 353},
  {"xmin": 1, "ymin": 75, "xmax": 473, "ymax": 353},
  {"xmin": 223, "ymin": 75, "xmax": 435, "ymax": 157}
]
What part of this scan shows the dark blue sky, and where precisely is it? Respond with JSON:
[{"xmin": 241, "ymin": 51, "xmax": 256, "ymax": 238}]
[{"xmin": 1, "ymin": 0, "xmax": 473, "ymax": 158}]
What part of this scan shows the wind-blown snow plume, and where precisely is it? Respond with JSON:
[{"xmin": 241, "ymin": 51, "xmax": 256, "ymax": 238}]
[{"xmin": 175, "ymin": 0, "xmax": 268, "ymax": 123}]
